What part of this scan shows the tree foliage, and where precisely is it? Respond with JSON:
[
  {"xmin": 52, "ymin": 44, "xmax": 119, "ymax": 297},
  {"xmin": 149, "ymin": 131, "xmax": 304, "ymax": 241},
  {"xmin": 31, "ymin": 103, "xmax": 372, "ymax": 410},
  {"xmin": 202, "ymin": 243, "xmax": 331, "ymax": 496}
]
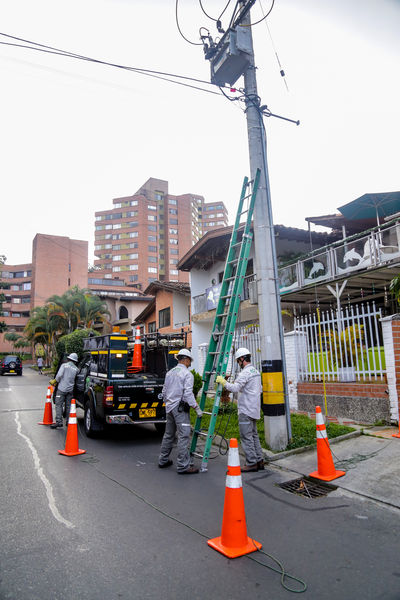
[
  {"xmin": 390, "ymin": 275, "xmax": 400, "ymax": 306},
  {"xmin": 56, "ymin": 328, "xmax": 99, "ymax": 362}
]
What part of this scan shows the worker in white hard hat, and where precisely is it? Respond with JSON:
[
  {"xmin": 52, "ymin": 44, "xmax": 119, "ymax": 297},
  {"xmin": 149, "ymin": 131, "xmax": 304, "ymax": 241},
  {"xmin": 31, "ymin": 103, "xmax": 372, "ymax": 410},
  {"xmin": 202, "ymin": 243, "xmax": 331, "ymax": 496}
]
[
  {"xmin": 216, "ymin": 348, "xmax": 264, "ymax": 472},
  {"xmin": 158, "ymin": 348, "xmax": 203, "ymax": 474},
  {"xmin": 49, "ymin": 352, "xmax": 79, "ymax": 429}
]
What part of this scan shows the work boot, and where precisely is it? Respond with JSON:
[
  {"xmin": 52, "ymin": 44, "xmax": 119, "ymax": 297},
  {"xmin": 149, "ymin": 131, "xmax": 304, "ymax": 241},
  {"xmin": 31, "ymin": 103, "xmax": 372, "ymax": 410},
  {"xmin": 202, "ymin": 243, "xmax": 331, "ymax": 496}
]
[
  {"xmin": 158, "ymin": 459, "xmax": 173, "ymax": 469},
  {"xmin": 241, "ymin": 464, "xmax": 258, "ymax": 472},
  {"xmin": 257, "ymin": 460, "xmax": 265, "ymax": 470},
  {"xmin": 178, "ymin": 466, "xmax": 199, "ymax": 474},
  {"xmin": 50, "ymin": 423, "xmax": 63, "ymax": 429}
]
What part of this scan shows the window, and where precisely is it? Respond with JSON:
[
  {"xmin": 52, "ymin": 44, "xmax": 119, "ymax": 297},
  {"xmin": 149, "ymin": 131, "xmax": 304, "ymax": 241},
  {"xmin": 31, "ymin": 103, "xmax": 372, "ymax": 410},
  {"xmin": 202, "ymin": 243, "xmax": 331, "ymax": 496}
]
[
  {"xmin": 105, "ymin": 244, "xmax": 112, "ymax": 249},
  {"xmin": 169, "ymin": 228, "xmax": 178, "ymax": 235},
  {"xmin": 148, "ymin": 245, "xmax": 157, "ymax": 252},
  {"xmin": 95, "ymin": 225, "xmax": 103, "ymax": 231},
  {"xmin": 217, "ymin": 221, "xmax": 224, "ymax": 226},
  {"xmin": 95, "ymin": 215, "xmax": 102, "ymax": 221},
  {"xmin": 126, "ymin": 211, "xmax": 137, "ymax": 217},
  {"xmin": 170, "ymin": 269, "xmax": 179, "ymax": 275},
  {"xmin": 113, "ymin": 223, "xmax": 121, "ymax": 229},
  {"xmin": 114, "ymin": 203, "xmax": 122, "ymax": 208},
  {"xmin": 129, "ymin": 253, "xmax": 138, "ymax": 259},
  {"xmin": 113, "ymin": 255, "xmax": 121, "ymax": 261},
  {"xmin": 168, "ymin": 209, "xmax": 178, "ymax": 215},
  {"xmin": 170, "ymin": 259, "xmax": 178, "ymax": 265},
  {"xmin": 113, "ymin": 244, "xmax": 121, "ymax": 250},
  {"xmin": 148, "ymin": 321, "xmax": 156, "ymax": 333},
  {"xmin": 12, "ymin": 297, "xmax": 21, "ymax": 304},
  {"xmin": 129, "ymin": 222, "xmax": 138, "ymax": 228},
  {"xmin": 11, "ymin": 285, "xmax": 19, "ymax": 291},
  {"xmin": 148, "ymin": 204, "xmax": 157, "ymax": 211},
  {"xmin": 148, "ymin": 225, "xmax": 157, "ymax": 232},
  {"xmin": 148, "ymin": 267, "xmax": 157, "ymax": 273},
  {"xmin": 112, "ymin": 234, "xmax": 121, "ymax": 240},
  {"xmin": 130, "ymin": 275, "xmax": 138, "ymax": 282},
  {"xmin": 105, "ymin": 234, "xmax": 112, "ymax": 240},
  {"xmin": 170, "ymin": 218, "xmax": 178, "ymax": 225},
  {"xmin": 119, "ymin": 306, "xmax": 128, "ymax": 319},
  {"xmin": 95, "ymin": 245, "xmax": 102, "ymax": 250},
  {"xmin": 130, "ymin": 200, "xmax": 138, "ymax": 206},
  {"xmin": 170, "ymin": 248, "xmax": 179, "ymax": 255},
  {"xmin": 155, "ymin": 192, "xmax": 163, "ymax": 201},
  {"xmin": 148, "ymin": 215, "xmax": 157, "ymax": 222},
  {"xmin": 129, "ymin": 242, "xmax": 138, "ymax": 248},
  {"xmin": 159, "ymin": 307, "xmax": 170, "ymax": 328},
  {"xmin": 21, "ymin": 296, "xmax": 30, "ymax": 303},
  {"xmin": 148, "ymin": 235, "xmax": 157, "ymax": 242},
  {"xmin": 170, "ymin": 239, "xmax": 178, "ymax": 245},
  {"xmin": 148, "ymin": 277, "xmax": 157, "ymax": 284},
  {"xmin": 149, "ymin": 256, "xmax": 157, "ymax": 263},
  {"xmin": 130, "ymin": 264, "xmax": 138, "ymax": 271},
  {"xmin": 168, "ymin": 199, "xmax": 177, "ymax": 205},
  {"xmin": 217, "ymin": 213, "xmax": 224, "ymax": 217},
  {"xmin": 112, "ymin": 266, "xmax": 121, "ymax": 272},
  {"xmin": 105, "ymin": 274, "xmax": 112, "ymax": 279},
  {"xmin": 129, "ymin": 232, "xmax": 138, "ymax": 238}
]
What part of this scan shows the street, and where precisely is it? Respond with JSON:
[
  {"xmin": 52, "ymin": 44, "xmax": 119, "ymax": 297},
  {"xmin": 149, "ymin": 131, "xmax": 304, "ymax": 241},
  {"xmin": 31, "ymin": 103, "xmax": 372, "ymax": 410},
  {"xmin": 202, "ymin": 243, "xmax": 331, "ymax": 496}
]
[{"xmin": 1, "ymin": 369, "xmax": 399, "ymax": 600}]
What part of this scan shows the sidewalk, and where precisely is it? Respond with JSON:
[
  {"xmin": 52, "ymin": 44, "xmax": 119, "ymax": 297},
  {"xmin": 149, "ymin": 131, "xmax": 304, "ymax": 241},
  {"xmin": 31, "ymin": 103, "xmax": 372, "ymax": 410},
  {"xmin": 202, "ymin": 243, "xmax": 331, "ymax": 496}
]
[{"xmin": 269, "ymin": 428, "xmax": 400, "ymax": 509}]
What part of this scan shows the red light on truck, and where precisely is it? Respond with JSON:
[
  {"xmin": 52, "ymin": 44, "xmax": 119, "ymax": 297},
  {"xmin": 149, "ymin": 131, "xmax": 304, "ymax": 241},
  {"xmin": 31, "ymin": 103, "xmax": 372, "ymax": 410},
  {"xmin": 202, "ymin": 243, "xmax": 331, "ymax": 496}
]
[{"xmin": 104, "ymin": 385, "xmax": 114, "ymax": 406}]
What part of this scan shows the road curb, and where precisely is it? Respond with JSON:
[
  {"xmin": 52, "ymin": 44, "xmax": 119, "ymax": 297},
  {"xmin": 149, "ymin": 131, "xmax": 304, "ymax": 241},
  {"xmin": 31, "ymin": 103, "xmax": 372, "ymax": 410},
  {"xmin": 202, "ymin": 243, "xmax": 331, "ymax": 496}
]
[{"xmin": 262, "ymin": 429, "xmax": 362, "ymax": 462}]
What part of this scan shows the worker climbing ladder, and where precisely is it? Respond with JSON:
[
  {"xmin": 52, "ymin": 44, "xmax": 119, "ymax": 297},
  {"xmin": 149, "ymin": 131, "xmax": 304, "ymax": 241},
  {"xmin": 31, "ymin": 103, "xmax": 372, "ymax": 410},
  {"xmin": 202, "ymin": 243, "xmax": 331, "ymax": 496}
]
[{"xmin": 190, "ymin": 169, "xmax": 260, "ymax": 472}]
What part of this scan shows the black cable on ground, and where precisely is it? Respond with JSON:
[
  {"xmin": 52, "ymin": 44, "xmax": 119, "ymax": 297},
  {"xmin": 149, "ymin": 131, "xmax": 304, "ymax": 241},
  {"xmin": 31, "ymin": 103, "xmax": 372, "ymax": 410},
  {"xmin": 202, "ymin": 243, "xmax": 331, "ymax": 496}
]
[{"xmin": 90, "ymin": 463, "xmax": 307, "ymax": 594}]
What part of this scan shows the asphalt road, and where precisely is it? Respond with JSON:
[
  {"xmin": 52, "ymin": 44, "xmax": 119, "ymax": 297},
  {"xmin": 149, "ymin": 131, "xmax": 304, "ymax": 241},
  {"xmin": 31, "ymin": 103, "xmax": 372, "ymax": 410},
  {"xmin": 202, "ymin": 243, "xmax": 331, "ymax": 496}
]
[{"xmin": 1, "ymin": 369, "xmax": 399, "ymax": 600}]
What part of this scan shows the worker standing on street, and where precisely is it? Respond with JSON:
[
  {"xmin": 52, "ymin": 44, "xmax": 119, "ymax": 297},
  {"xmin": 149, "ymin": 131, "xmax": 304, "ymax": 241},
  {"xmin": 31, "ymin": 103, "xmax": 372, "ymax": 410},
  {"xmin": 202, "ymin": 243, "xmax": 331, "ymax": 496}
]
[
  {"xmin": 158, "ymin": 349, "xmax": 203, "ymax": 474},
  {"xmin": 216, "ymin": 348, "xmax": 264, "ymax": 472},
  {"xmin": 49, "ymin": 353, "xmax": 79, "ymax": 429}
]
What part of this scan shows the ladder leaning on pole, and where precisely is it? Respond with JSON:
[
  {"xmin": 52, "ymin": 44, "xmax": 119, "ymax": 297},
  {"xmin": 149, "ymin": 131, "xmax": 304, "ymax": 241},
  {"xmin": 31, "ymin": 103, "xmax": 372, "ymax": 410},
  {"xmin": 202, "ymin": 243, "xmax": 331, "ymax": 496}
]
[{"xmin": 190, "ymin": 169, "xmax": 260, "ymax": 472}]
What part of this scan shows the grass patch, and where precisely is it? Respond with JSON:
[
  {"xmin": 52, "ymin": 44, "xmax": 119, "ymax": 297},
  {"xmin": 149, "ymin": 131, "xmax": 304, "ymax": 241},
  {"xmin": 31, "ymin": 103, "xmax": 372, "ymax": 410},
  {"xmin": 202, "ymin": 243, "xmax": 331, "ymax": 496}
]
[{"xmin": 191, "ymin": 399, "xmax": 355, "ymax": 453}]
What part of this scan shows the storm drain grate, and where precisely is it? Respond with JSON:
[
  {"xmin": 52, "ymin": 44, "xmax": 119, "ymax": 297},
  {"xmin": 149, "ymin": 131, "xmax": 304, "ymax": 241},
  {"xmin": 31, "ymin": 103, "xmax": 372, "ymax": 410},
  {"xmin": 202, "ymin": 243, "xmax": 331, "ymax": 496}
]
[{"xmin": 276, "ymin": 477, "xmax": 336, "ymax": 499}]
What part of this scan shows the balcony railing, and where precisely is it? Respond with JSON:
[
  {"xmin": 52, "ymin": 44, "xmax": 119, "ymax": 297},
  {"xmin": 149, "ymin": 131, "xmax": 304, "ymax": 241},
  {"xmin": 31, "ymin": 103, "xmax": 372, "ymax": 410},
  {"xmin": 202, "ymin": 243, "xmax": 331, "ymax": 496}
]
[
  {"xmin": 279, "ymin": 221, "xmax": 400, "ymax": 294},
  {"xmin": 192, "ymin": 274, "xmax": 256, "ymax": 316}
]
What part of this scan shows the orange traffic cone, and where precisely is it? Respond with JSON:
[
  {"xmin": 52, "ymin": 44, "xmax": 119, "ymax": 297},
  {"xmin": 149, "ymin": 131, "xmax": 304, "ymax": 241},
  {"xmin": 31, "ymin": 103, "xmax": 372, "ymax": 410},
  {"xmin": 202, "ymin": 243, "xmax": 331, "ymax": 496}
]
[
  {"xmin": 131, "ymin": 326, "xmax": 143, "ymax": 372},
  {"xmin": 392, "ymin": 417, "xmax": 400, "ymax": 438},
  {"xmin": 38, "ymin": 386, "xmax": 55, "ymax": 425},
  {"xmin": 208, "ymin": 438, "xmax": 262, "ymax": 558},
  {"xmin": 309, "ymin": 406, "xmax": 345, "ymax": 481},
  {"xmin": 58, "ymin": 399, "xmax": 86, "ymax": 457}
]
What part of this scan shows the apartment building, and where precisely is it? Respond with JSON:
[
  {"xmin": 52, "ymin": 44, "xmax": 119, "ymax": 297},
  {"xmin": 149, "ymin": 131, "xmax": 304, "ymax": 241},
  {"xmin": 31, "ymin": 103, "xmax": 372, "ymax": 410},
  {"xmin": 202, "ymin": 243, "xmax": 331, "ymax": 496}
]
[{"xmin": 93, "ymin": 177, "xmax": 228, "ymax": 291}]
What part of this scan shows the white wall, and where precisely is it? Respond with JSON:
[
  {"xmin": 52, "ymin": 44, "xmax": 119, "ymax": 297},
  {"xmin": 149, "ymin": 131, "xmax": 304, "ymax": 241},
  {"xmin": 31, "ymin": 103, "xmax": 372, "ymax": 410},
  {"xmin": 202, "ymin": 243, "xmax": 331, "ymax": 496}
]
[{"xmin": 173, "ymin": 293, "xmax": 189, "ymax": 328}]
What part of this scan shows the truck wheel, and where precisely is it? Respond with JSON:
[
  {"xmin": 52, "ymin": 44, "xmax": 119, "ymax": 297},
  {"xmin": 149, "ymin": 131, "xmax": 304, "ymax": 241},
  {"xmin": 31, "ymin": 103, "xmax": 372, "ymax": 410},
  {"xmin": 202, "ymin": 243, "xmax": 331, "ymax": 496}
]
[
  {"xmin": 154, "ymin": 423, "xmax": 166, "ymax": 435},
  {"xmin": 84, "ymin": 400, "xmax": 104, "ymax": 438}
]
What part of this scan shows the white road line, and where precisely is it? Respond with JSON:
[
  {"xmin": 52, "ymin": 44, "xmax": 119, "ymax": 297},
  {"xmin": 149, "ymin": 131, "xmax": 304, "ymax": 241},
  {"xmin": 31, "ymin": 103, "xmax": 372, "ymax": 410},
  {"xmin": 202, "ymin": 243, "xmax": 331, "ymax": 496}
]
[
  {"xmin": 14, "ymin": 412, "xmax": 75, "ymax": 530},
  {"xmin": 0, "ymin": 389, "xmax": 12, "ymax": 392}
]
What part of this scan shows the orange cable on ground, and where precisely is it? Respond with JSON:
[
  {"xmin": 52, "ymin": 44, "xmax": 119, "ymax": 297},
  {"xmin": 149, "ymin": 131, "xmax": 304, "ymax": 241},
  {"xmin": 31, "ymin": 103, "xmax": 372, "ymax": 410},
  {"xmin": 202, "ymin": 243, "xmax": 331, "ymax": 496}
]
[
  {"xmin": 38, "ymin": 385, "xmax": 55, "ymax": 425},
  {"xmin": 309, "ymin": 406, "xmax": 345, "ymax": 481},
  {"xmin": 58, "ymin": 399, "xmax": 86, "ymax": 457},
  {"xmin": 208, "ymin": 438, "xmax": 262, "ymax": 558}
]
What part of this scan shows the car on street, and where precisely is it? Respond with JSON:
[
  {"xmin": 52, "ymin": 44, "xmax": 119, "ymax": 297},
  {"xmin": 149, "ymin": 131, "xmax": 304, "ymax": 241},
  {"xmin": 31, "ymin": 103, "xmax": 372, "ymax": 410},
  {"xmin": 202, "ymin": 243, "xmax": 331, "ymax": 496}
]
[{"xmin": 0, "ymin": 355, "xmax": 23, "ymax": 376}]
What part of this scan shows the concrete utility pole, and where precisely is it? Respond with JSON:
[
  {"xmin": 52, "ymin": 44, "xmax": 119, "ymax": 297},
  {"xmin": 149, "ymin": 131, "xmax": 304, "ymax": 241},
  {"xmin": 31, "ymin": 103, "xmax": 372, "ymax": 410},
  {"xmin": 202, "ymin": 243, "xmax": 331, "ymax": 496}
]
[{"xmin": 241, "ymin": 8, "xmax": 289, "ymax": 450}]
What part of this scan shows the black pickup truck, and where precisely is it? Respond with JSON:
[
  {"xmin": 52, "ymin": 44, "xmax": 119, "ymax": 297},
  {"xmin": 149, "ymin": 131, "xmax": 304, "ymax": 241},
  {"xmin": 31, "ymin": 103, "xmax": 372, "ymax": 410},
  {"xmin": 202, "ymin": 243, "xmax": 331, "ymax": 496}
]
[{"xmin": 72, "ymin": 331, "xmax": 187, "ymax": 437}]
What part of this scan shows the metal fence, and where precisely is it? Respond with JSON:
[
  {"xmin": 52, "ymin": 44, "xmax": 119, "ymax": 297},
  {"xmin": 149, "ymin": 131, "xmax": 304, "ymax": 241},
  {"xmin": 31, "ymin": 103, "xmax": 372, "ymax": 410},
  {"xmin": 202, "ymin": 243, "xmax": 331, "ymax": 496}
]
[
  {"xmin": 294, "ymin": 302, "xmax": 385, "ymax": 382},
  {"xmin": 197, "ymin": 321, "xmax": 261, "ymax": 377}
]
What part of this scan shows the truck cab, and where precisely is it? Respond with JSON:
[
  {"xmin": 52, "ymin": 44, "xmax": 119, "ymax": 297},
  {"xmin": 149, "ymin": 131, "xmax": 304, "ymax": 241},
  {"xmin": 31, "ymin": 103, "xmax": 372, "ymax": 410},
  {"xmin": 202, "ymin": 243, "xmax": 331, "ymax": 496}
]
[{"xmin": 74, "ymin": 331, "xmax": 188, "ymax": 437}]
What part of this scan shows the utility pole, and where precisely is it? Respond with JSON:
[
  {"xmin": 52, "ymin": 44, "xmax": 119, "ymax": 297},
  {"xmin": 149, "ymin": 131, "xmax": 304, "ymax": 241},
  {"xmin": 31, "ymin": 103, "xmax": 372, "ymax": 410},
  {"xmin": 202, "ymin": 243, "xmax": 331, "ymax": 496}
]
[{"xmin": 241, "ymin": 6, "xmax": 289, "ymax": 450}]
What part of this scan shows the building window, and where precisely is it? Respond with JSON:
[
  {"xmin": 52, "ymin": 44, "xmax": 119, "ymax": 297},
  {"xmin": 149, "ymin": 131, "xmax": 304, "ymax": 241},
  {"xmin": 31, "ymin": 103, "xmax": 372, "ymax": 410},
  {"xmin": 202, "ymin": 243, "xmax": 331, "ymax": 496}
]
[
  {"xmin": 126, "ymin": 211, "xmax": 138, "ymax": 217},
  {"xmin": 168, "ymin": 209, "xmax": 178, "ymax": 215},
  {"xmin": 129, "ymin": 253, "xmax": 138, "ymax": 259},
  {"xmin": 170, "ymin": 269, "xmax": 179, "ymax": 275},
  {"xmin": 112, "ymin": 234, "xmax": 121, "ymax": 240},
  {"xmin": 148, "ymin": 225, "xmax": 157, "ymax": 232},
  {"xmin": 170, "ymin": 218, "xmax": 178, "ymax": 225},
  {"xmin": 12, "ymin": 297, "xmax": 21, "ymax": 304},
  {"xmin": 129, "ymin": 242, "xmax": 138, "ymax": 248},
  {"xmin": 104, "ymin": 274, "xmax": 112, "ymax": 279},
  {"xmin": 149, "ymin": 256, "xmax": 157, "ymax": 263},
  {"xmin": 159, "ymin": 307, "xmax": 170, "ymax": 328},
  {"xmin": 148, "ymin": 267, "xmax": 157, "ymax": 273},
  {"xmin": 130, "ymin": 200, "xmax": 138, "ymax": 206},
  {"xmin": 113, "ymin": 223, "xmax": 121, "ymax": 229},
  {"xmin": 112, "ymin": 266, "xmax": 121, "ymax": 272},
  {"xmin": 95, "ymin": 225, "xmax": 103, "ymax": 231},
  {"xmin": 169, "ymin": 228, "xmax": 178, "ymax": 235},
  {"xmin": 130, "ymin": 264, "xmax": 138, "ymax": 270},
  {"xmin": 113, "ymin": 244, "xmax": 121, "ymax": 250},
  {"xmin": 148, "ymin": 204, "xmax": 157, "ymax": 211},
  {"xmin": 129, "ymin": 232, "xmax": 138, "ymax": 238},
  {"xmin": 148, "ymin": 245, "xmax": 157, "ymax": 252},
  {"xmin": 168, "ymin": 199, "xmax": 177, "ymax": 205},
  {"xmin": 130, "ymin": 275, "xmax": 138, "ymax": 282},
  {"xmin": 170, "ymin": 239, "xmax": 178, "ymax": 245},
  {"xmin": 148, "ymin": 321, "xmax": 156, "ymax": 333},
  {"xmin": 148, "ymin": 215, "xmax": 157, "ymax": 222},
  {"xmin": 170, "ymin": 259, "xmax": 178, "ymax": 265},
  {"xmin": 113, "ymin": 255, "xmax": 121, "ymax": 261},
  {"xmin": 170, "ymin": 248, "xmax": 179, "ymax": 255},
  {"xmin": 155, "ymin": 192, "xmax": 163, "ymax": 201},
  {"xmin": 129, "ymin": 222, "xmax": 138, "ymax": 228},
  {"xmin": 119, "ymin": 306, "xmax": 129, "ymax": 319}
]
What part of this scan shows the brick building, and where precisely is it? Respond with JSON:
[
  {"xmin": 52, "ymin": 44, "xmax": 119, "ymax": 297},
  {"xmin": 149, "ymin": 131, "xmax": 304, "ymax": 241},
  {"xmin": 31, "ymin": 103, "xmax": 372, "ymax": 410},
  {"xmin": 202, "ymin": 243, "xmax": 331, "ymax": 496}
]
[{"xmin": 93, "ymin": 177, "xmax": 228, "ymax": 291}]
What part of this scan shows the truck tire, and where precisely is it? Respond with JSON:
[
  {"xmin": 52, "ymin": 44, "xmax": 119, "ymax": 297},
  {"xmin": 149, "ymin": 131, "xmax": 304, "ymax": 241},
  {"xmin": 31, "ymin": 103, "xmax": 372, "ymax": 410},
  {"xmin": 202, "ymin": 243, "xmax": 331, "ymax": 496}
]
[
  {"xmin": 154, "ymin": 422, "xmax": 166, "ymax": 435},
  {"xmin": 84, "ymin": 399, "xmax": 104, "ymax": 438}
]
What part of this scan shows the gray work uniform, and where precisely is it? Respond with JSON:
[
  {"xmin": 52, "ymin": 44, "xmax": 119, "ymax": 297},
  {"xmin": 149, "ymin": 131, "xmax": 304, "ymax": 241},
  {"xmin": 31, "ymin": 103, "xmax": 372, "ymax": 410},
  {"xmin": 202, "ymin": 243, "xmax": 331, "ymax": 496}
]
[
  {"xmin": 54, "ymin": 360, "xmax": 79, "ymax": 426},
  {"xmin": 159, "ymin": 362, "xmax": 200, "ymax": 472},
  {"xmin": 225, "ymin": 363, "xmax": 263, "ymax": 466}
]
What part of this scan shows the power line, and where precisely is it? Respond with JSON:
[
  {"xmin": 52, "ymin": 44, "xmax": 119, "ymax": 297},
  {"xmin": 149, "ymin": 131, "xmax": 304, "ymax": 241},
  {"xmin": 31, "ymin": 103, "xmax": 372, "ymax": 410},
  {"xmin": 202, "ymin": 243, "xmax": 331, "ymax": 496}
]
[
  {"xmin": 0, "ymin": 32, "xmax": 222, "ymax": 96},
  {"xmin": 175, "ymin": 0, "xmax": 203, "ymax": 46}
]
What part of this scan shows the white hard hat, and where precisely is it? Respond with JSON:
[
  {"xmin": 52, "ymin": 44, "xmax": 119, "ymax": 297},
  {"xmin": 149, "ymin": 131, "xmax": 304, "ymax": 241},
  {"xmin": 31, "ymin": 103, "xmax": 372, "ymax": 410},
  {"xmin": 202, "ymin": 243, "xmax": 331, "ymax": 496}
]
[
  {"xmin": 235, "ymin": 348, "xmax": 251, "ymax": 360},
  {"xmin": 67, "ymin": 352, "xmax": 79, "ymax": 362},
  {"xmin": 176, "ymin": 349, "xmax": 193, "ymax": 361}
]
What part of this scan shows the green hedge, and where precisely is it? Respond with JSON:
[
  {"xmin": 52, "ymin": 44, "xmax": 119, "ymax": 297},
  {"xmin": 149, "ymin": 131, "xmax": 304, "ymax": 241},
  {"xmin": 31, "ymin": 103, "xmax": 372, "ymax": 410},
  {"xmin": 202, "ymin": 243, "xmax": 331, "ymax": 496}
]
[{"xmin": 56, "ymin": 328, "xmax": 99, "ymax": 362}]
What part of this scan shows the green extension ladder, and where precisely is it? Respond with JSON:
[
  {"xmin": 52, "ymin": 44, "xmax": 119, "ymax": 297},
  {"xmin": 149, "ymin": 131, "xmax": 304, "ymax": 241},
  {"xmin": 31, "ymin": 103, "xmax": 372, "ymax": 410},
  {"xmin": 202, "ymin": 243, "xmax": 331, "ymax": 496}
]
[{"xmin": 190, "ymin": 169, "xmax": 260, "ymax": 472}]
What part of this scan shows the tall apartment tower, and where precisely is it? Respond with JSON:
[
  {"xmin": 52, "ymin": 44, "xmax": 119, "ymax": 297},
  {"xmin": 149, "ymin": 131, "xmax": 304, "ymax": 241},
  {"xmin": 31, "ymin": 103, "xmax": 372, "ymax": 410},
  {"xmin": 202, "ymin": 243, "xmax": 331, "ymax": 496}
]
[{"xmin": 93, "ymin": 177, "xmax": 228, "ymax": 290}]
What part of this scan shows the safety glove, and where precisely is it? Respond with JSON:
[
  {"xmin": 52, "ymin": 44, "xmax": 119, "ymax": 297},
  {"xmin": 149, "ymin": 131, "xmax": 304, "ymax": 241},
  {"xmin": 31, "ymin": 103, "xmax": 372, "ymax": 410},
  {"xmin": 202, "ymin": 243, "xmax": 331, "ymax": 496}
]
[
  {"xmin": 215, "ymin": 375, "xmax": 227, "ymax": 387},
  {"xmin": 195, "ymin": 406, "xmax": 203, "ymax": 418},
  {"xmin": 49, "ymin": 379, "xmax": 57, "ymax": 386}
]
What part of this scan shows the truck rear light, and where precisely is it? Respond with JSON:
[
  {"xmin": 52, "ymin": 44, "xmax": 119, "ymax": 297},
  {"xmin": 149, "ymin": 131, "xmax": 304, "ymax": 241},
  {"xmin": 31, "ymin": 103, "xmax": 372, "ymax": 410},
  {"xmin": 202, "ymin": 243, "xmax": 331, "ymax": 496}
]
[{"xmin": 104, "ymin": 385, "xmax": 114, "ymax": 406}]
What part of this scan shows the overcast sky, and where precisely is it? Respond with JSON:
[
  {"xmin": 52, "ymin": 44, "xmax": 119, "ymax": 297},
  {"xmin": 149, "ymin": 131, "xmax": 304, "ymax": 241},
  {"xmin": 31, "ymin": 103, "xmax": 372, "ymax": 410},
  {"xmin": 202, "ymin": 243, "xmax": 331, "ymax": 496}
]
[{"xmin": 1, "ymin": 0, "xmax": 399, "ymax": 265}]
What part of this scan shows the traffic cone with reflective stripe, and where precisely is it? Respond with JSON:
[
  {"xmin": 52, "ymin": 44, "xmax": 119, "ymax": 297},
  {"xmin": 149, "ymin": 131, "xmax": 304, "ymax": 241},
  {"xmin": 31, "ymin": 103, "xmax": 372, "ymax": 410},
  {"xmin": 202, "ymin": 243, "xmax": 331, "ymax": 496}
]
[
  {"xmin": 130, "ymin": 327, "xmax": 143, "ymax": 373},
  {"xmin": 38, "ymin": 386, "xmax": 55, "ymax": 425},
  {"xmin": 309, "ymin": 406, "xmax": 345, "ymax": 481},
  {"xmin": 208, "ymin": 438, "xmax": 262, "ymax": 558},
  {"xmin": 58, "ymin": 399, "xmax": 86, "ymax": 456}
]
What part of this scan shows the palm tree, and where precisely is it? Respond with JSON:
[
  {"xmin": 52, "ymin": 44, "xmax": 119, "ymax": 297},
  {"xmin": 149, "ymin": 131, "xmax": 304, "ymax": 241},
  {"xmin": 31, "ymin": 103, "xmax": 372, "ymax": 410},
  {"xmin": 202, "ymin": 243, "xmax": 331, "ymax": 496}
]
[
  {"xmin": 46, "ymin": 286, "xmax": 110, "ymax": 333},
  {"xmin": 24, "ymin": 306, "xmax": 61, "ymax": 366},
  {"xmin": 390, "ymin": 275, "xmax": 400, "ymax": 306}
]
